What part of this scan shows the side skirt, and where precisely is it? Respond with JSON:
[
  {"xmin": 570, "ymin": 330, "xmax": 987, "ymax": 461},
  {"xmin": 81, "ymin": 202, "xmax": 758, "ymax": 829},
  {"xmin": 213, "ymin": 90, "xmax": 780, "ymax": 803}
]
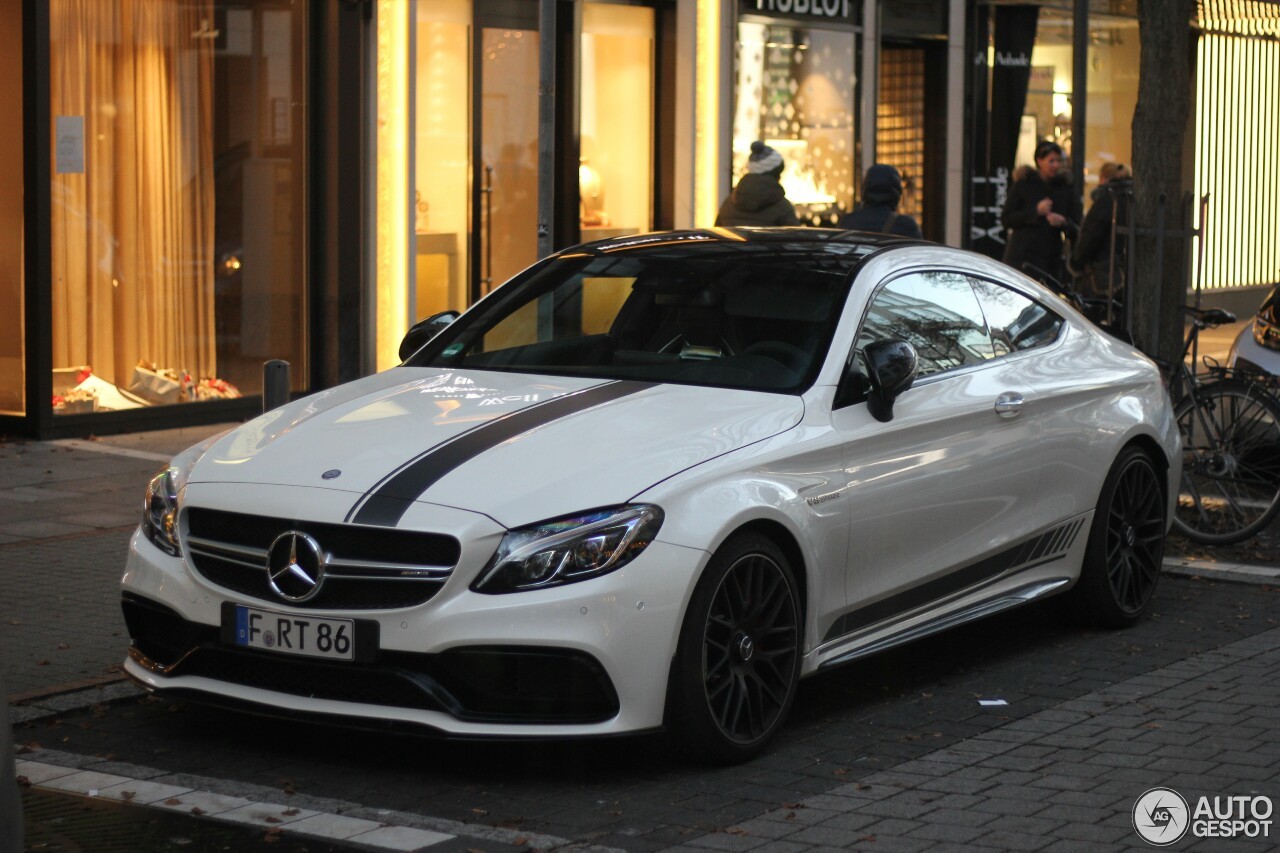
[{"xmin": 816, "ymin": 577, "xmax": 1072, "ymax": 671}]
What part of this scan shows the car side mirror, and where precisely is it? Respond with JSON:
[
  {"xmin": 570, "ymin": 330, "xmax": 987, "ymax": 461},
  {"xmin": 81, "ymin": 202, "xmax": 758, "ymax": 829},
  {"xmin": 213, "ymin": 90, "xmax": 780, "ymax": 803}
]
[
  {"xmin": 864, "ymin": 339, "xmax": 918, "ymax": 422},
  {"xmin": 399, "ymin": 310, "xmax": 460, "ymax": 362}
]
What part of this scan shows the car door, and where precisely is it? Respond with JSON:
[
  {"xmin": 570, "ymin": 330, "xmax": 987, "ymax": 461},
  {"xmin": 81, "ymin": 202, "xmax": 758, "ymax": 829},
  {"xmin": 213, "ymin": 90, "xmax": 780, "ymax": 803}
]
[{"xmin": 825, "ymin": 270, "xmax": 1048, "ymax": 645}]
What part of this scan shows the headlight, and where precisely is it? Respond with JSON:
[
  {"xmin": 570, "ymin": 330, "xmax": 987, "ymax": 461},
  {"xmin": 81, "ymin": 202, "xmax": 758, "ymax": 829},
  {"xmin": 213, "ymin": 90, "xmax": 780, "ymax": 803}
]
[
  {"xmin": 142, "ymin": 467, "xmax": 181, "ymax": 557},
  {"xmin": 472, "ymin": 505, "xmax": 663, "ymax": 594}
]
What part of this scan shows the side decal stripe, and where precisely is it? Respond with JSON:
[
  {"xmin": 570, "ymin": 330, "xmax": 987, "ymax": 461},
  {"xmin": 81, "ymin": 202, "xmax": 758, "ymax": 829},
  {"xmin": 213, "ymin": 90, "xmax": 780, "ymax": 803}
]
[
  {"xmin": 347, "ymin": 380, "xmax": 655, "ymax": 527},
  {"xmin": 821, "ymin": 516, "xmax": 1086, "ymax": 644}
]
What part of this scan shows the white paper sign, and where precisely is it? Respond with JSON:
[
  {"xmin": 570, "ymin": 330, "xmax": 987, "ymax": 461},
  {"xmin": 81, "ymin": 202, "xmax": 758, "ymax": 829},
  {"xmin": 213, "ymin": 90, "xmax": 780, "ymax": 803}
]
[{"xmin": 55, "ymin": 115, "xmax": 85, "ymax": 174}]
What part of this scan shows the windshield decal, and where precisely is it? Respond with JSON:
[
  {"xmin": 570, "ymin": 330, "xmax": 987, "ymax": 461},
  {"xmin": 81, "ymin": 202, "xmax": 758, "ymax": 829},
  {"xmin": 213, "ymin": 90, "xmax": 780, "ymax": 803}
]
[{"xmin": 345, "ymin": 380, "xmax": 656, "ymax": 527}]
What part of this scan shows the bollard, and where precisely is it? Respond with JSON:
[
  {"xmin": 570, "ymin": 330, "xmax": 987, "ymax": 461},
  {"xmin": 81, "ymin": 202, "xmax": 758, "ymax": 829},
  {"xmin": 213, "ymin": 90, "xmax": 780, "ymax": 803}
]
[{"xmin": 263, "ymin": 359, "xmax": 290, "ymax": 412}]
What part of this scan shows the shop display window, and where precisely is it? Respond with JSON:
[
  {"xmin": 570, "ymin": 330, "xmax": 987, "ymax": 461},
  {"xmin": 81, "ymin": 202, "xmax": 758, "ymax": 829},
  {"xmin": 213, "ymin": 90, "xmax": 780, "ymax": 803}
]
[
  {"xmin": 732, "ymin": 22, "xmax": 856, "ymax": 226},
  {"xmin": 580, "ymin": 4, "xmax": 655, "ymax": 241},
  {"xmin": 414, "ymin": 0, "xmax": 470, "ymax": 323},
  {"xmin": 48, "ymin": 0, "xmax": 308, "ymax": 415},
  {"xmin": 1082, "ymin": 15, "xmax": 1138, "ymax": 207},
  {"xmin": 1018, "ymin": 10, "xmax": 1073, "ymax": 170}
]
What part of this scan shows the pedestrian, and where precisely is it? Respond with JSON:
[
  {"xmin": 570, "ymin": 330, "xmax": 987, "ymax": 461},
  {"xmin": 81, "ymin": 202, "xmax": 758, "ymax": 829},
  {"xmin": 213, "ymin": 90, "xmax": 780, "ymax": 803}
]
[
  {"xmin": 836, "ymin": 163, "xmax": 922, "ymax": 238},
  {"xmin": 714, "ymin": 141, "xmax": 800, "ymax": 227},
  {"xmin": 1071, "ymin": 162, "xmax": 1133, "ymax": 299},
  {"xmin": 1001, "ymin": 140, "xmax": 1081, "ymax": 288}
]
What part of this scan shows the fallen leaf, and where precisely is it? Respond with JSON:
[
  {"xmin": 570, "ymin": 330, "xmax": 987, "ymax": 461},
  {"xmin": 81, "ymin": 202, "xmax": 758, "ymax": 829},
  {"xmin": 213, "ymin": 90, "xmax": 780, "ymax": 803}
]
[
  {"xmin": 15, "ymin": 776, "xmax": 30, "ymax": 788},
  {"xmin": 36, "ymin": 659, "xmax": 50, "ymax": 666},
  {"xmin": 57, "ymin": 643, "xmax": 71, "ymax": 651},
  {"xmin": 190, "ymin": 807, "xmax": 206, "ymax": 816},
  {"xmin": 856, "ymin": 783, "xmax": 873, "ymax": 791},
  {"xmin": 120, "ymin": 791, "xmax": 136, "ymax": 802},
  {"xmin": 265, "ymin": 816, "xmax": 282, "ymax": 824},
  {"xmin": 282, "ymin": 808, "xmax": 300, "ymax": 816},
  {"xmin": 164, "ymin": 798, "xmax": 184, "ymax": 806}
]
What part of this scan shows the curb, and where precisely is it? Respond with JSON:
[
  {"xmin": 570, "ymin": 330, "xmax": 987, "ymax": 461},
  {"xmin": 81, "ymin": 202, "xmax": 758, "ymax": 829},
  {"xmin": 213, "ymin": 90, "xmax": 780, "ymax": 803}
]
[
  {"xmin": 1162, "ymin": 556, "xmax": 1280, "ymax": 586},
  {"xmin": 15, "ymin": 747, "xmax": 613, "ymax": 853}
]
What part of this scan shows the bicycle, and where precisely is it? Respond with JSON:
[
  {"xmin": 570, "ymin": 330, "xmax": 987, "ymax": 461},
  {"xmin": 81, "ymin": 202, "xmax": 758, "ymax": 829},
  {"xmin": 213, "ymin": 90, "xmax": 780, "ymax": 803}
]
[{"xmin": 1167, "ymin": 306, "xmax": 1280, "ymax": 544}]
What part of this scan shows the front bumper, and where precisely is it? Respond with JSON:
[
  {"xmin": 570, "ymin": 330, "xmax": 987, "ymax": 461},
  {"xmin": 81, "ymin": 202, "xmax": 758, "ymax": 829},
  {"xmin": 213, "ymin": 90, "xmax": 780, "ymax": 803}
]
[{"xmin": 120, "ymin": 494, "xmax": 706, "ymax": 737}]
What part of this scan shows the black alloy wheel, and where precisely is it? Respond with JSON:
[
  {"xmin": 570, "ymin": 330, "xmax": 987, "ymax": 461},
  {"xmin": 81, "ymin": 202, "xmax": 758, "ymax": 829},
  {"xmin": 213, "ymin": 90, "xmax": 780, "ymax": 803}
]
[
  {"xmin": 669, "ymin": 532, "xmax": 801, "ymax": 763},
  {"xmin": 1075, "ymin": 445, "xmax": 1166, "ymax": 627}
]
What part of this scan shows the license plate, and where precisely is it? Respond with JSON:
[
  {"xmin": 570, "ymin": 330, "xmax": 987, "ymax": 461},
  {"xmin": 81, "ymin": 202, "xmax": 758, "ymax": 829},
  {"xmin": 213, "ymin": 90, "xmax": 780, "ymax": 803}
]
[{"xmin": 232, "ymin": 605, "xmax": 355, "ymax": 661}]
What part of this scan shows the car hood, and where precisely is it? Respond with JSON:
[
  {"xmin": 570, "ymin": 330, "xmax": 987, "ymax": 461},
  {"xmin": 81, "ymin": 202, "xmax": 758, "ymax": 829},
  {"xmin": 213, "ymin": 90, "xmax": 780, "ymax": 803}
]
[{"xmin": 187, "ymin": 368, "xmax": 804, "ymax": 527}]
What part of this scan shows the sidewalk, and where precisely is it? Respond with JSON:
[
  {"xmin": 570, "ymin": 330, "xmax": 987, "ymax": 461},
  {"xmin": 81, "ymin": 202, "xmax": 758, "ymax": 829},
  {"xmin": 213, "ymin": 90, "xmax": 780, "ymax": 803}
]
[{"xmin": 0, "ymin": 423, "xmax": 239, "ymax": 700}]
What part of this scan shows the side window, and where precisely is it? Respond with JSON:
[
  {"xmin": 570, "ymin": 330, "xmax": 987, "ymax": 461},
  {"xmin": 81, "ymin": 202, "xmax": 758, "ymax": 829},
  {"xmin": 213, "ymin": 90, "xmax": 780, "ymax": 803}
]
[
  {"xmin": 857, "ymin": 272, "xmax": 995, "ymax": 378},
  {"xmin": 969, "ymin": 277, "xmax": 1065, "ymax": 354}
]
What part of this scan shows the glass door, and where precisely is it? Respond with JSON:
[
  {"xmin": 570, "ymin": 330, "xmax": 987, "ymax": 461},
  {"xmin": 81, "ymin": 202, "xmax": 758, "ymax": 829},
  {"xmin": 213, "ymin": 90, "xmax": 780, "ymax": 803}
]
[{"xmin": 475, "ymin": 16, "xmax": 540, "ymax": 299}]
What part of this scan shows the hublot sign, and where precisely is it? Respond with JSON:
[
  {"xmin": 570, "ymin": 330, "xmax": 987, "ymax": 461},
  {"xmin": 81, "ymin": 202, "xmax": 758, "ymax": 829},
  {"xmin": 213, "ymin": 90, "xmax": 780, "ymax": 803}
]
[{"xmin": 741, "ymin": 0, "xmax": 854, "ymax": 23}]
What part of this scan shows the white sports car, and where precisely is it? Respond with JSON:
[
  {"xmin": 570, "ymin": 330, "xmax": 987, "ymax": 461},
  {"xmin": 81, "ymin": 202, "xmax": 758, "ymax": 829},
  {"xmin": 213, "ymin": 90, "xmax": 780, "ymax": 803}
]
[{"xmin": 122, "ymin": 228, "xmax": 1179, "ymax": 762}]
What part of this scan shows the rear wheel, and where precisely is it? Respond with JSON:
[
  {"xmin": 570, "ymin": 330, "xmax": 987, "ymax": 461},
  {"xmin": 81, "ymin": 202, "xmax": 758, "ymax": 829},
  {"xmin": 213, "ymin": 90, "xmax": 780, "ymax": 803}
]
[
  {"xmin": 668, "ymin": 532, "xmax": 801, "ymax": 764},
  {"xmin": 1073, "ymin": 446, "xmax": 1166, "ymax": 628},
  {"xmin": 1172, "ymin": 380, "xmax": 1280, "ymax": 544}
]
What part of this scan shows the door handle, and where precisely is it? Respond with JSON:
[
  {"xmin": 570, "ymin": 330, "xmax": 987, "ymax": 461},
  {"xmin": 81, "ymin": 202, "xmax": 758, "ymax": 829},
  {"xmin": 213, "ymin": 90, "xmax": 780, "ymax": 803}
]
[{"xmin": 994, "ymin": 391, "xmax": 1025, "ymax": 419}]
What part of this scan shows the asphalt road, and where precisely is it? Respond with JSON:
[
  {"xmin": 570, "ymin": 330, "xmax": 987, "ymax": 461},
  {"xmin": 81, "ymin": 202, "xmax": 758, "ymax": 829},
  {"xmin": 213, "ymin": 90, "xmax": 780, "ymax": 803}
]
[{"xmin": 15, "ymin": 574, "xmax": 1279, "ymax": 852}]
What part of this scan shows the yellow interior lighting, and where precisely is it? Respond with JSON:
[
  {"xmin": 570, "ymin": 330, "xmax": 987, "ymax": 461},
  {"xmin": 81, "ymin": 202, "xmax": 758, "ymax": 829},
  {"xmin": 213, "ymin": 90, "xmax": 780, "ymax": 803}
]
[
  {"xmin": 695, "ymin": 0, "xmax": 720, "ymax": 227},
  {"xmin": 375, "ymin": 0, "xmax": 410, "ymax": 371}
]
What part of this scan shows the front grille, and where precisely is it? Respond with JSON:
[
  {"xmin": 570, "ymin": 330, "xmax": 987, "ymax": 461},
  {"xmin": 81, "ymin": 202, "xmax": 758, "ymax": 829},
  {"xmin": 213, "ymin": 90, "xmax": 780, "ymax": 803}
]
[
  {"xmin": 184, "ymin": 507, "xmax": 461, "ymax": 610},
  {"xmin": 124, "ymin": 595, "xmax": 620, "ymax": 724}
]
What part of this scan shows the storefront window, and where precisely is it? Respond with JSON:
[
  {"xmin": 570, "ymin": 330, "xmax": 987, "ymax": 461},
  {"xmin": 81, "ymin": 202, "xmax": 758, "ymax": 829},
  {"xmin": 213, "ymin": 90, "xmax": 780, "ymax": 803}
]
[
  {"xmin": 580, "ymin": 4, "xmax": 654, "ymax": 241},
  {"xmin": 49, "ymin": 0, "xmax": 307, "ymax": 415},
  {"xmin": 733, "ymin": 21, "xmax": 856, "ymax": 225},
  {"xmin": 1019, "ymin": 10, "xmax": 1073, "ymax": 170},
  {"xmin": 0, "ymin": 0, "xmax": 22, "ymax": 416},
  {"xmin": 1083, "ymin": 14, "xmax": 1138, "ymax": 206},
  {"xmin": 414, "ymin": 0, "xmax": 470, "ymax": 324}
]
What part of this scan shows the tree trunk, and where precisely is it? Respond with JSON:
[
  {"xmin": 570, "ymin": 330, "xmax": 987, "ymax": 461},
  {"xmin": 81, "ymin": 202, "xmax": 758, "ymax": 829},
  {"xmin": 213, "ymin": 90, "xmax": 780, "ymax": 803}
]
[{"xmin": 1131, "ymin": 0, "xmax": 1196, "ymax": 362}]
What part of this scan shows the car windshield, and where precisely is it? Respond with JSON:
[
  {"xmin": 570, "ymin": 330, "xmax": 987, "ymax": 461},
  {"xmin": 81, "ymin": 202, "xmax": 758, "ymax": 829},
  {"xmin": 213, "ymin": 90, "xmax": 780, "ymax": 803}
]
[{"xmin": 408, "ymin": 252, "xmax": 854, "ymax": 392}]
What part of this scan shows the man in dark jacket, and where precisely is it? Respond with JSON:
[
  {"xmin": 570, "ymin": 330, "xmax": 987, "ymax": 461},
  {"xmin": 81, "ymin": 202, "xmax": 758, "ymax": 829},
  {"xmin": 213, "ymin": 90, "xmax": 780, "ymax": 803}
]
[
  {"xmin": 1071, "ymin": 162, "xmax": 1132, "ymax": 299},
  {"xmin": 837, "ymin": 163, "xmax": 922, "ymax": 238},
  {"xmin": 715, "ymin": 141, "xmax": 800, "ymax": 227},
  {"xmin": 1001, "ymin": 140, "xmax": 1081, "ymax": 287}
]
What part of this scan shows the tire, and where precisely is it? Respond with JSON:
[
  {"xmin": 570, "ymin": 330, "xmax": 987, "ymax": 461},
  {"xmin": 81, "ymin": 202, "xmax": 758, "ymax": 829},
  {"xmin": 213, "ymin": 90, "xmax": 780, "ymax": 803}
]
[
  {"xmin": 668, "ymin": 532, "xmax": 802, "ymax": 764},
  {"xmin": 1172, "ymin": 380, "xmax": 1280, "ymax": 545},
  {"xmin": 1072, "ymin": 446, "xmax": 1167, "ymax": 628}
]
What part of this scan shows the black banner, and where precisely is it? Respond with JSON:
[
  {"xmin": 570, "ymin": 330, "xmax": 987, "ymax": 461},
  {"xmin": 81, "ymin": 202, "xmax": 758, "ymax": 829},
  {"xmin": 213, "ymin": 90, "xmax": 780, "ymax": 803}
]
[{"xmin": 969, "ymin": 5, "xmax": 1039, "ymax": 260}]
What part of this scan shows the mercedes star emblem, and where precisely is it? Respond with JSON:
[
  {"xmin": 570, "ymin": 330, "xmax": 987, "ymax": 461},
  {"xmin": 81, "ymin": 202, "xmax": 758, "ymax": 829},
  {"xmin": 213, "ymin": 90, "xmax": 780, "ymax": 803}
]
[{"xmin": 266, "ymin": 531, "xmax": 327, "ymax": 602}]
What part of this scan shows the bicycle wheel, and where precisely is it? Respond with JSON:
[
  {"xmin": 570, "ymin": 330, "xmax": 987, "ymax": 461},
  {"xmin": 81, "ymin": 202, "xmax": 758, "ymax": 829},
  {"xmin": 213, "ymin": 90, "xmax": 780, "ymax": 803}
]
[{"xmin": 1172, "ymin": 380, "xmax": 1280, "ymax": 544}]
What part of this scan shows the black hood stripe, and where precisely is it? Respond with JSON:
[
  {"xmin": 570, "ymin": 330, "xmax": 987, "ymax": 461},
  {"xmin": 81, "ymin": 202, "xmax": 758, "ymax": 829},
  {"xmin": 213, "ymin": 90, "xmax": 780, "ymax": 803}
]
[{"xmin": 346, "ymin": 380, "xmax": 655, "ymax": 527}]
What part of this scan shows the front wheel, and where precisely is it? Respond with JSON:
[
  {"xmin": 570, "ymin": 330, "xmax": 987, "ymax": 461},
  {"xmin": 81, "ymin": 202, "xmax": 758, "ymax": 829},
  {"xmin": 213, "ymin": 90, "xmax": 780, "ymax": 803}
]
[
  {"xmin": 1072, "ymin": 446, "xmax": 1166, "ymax": 628},
  {"xmin": 668, "ymin": 532, "xmax": 802, "ymax": 764},
  {"xmin": 1172, "ymin": 380, "xmax": 1280, "ymax": 545}
]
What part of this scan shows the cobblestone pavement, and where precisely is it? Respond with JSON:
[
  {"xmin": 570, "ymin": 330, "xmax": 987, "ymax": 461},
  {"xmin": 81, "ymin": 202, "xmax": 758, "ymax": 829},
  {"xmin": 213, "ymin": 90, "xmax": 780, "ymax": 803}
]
[{"xmin": 5, "ymin": 422, "xmax": 1280, "ymax": 851}]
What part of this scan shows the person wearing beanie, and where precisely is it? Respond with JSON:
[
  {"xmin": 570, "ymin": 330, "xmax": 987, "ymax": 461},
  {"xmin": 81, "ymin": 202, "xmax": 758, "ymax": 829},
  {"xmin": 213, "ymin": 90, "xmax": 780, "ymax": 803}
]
[
  {"xmin": 837, "ymin": 163, "xmax": 922, "ymax": 238},
  {"xmin": 714, "ymin": 141, "xmax": 800, "ymax": 227}
]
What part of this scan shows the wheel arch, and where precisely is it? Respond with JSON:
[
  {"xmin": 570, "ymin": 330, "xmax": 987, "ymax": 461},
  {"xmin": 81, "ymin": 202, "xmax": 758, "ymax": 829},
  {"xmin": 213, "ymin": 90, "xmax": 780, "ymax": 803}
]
[
  {"xmin": 1123, "ymin": 432, "xmax": 1170, "ymax": 492},
  {"xmin": 731, "ymin": 517, "xmax": 810, "ymax": 628}
]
